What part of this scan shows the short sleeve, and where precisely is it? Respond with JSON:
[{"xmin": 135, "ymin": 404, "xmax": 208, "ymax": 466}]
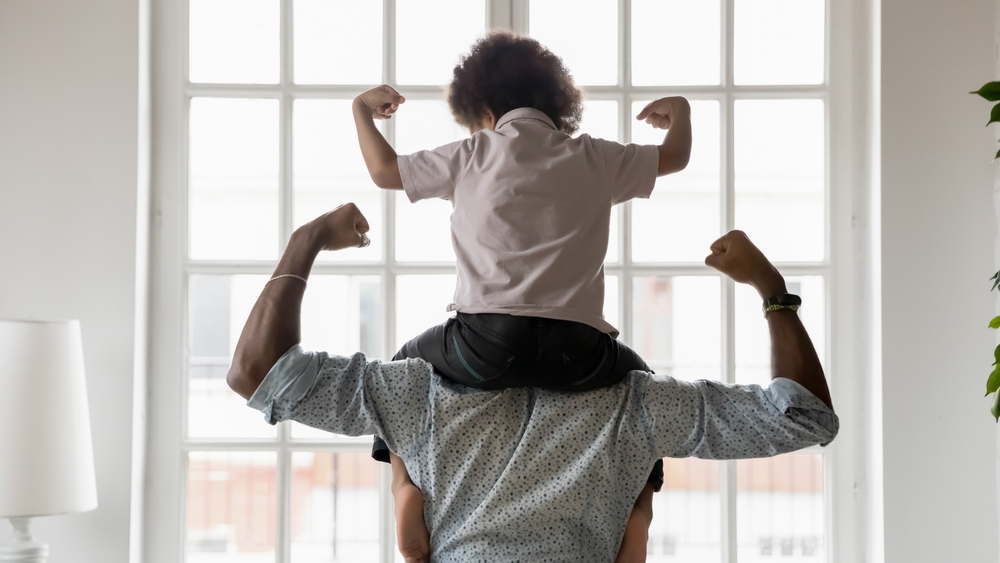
[
  {"xmin": 247, "ymin": 345, "xmax": 433, "ymax": 456},
  {"xmin": 398, "ymin": 137, "xmax": 477, "ymax": 203},
  {"xmin": 590, "ymin": 138, "xmax": 659, "ymax": 204},
  {"xmin": 640, "ymin": 375, "xmax": 839, "ymax": 460}
]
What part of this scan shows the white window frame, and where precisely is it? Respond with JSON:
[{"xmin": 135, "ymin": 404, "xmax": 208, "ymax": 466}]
[{"xmin": 146, "ymin": 1, "xmax": 863, "ymax": 562}]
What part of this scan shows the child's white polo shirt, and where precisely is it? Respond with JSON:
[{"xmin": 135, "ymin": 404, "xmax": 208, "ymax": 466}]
[{"xmin": 397, "ymin": 107, "xmax": 659, "ymax": 336}]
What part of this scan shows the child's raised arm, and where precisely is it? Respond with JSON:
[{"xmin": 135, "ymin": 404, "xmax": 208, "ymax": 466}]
[
  {"xmin": 635, "ymin": 96, "xmax": 692, "ymax": 177},
  {"xmin": 353, "ymin": 85, "xmax": 406, "ymax": 190}
]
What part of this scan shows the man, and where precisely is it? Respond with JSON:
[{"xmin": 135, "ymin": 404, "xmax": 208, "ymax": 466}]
[{"xmin": 227, "ymin": 203, "xmax": 838, "ymax": 563}]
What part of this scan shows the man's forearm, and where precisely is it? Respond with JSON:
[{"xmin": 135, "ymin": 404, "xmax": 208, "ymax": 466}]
[
  {"xmin": 353, "ymin": 101, "xmax": 403, "ymax": 189},
  {"xmin": 227, "ymin": 227, "xmax": 322, "ymax": 399},
  {"xmin": 751, "ymin": 272, "xmax": 832, "ymax": 410},
  {"xmin": 766, "ymin": 309, "xmax": 832, "ymax": 410}
]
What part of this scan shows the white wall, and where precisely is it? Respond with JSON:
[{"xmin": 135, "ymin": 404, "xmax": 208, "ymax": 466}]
[
  {"xmin": 0, "ymin": 1, "xmax": 144, "ymax": 563},
  {"xmin": 880, "ymin": 0, "xmax": 999, "ymax": 560}
]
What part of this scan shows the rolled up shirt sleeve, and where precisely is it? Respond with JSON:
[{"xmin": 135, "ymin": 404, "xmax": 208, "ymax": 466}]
[
  {"xmin": 642, "ymin": 375, "xmax": 839, "ymax": 460},
  {"xmin": 247, "ymin": 345, "xmax": 433, "ymax": 455}
]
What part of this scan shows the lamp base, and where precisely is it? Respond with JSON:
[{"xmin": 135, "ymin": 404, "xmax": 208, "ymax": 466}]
[{"xmin": 0, "ymin": 518, "xmax": 48, "ymax": 563}]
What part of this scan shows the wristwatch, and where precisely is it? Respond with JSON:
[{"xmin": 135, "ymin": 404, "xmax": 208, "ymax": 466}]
[{"xmin": 762, "ymin": 293, "xmax": 801, "ymax": 315}]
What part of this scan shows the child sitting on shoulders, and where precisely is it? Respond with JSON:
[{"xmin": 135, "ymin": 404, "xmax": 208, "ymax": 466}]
[{"xmin": 352, "ymin": 31, "xmax": 692, "ymax": 563}]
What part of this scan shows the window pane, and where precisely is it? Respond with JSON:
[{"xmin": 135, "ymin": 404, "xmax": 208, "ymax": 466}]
[
  {"xmin": 189, "ymin": 0, "xmax": 279, "ymax": 84},
  {"xmin": 604, "ymin": 274, "xmax": 619, "ymax": 332},
  {"xmin": 393, "ymin": 100, "xmax": 469, "ymax": 156},
  {"xmin": 395, "ymin": 191, "xmax": 455, "ymax": 262},
  {"xmin": 393, "ymin": 100, "xmax": 467, "ymax": 262},
  {"xmin": 632, "ymin": 100, "xmax": 721, "ymax": 263},
  {"xmin": 650, "ymin": 458, "xmax": 722, "ymax": 562},
  {"xmin": 290, "ymin": 452, "xmax": 381, "ymax": 562},
  {"xmin": 291, "ymin": 274, "xmax": 384, "ymax": 440},
  {"xmin": 632, "ymin": 0, "xmax": 721, "ymax": 86},
  {"xmin": 294, "ymin": 99, "xmax": 383, "ymax": 262},
  {"xmin": 735, "ymin": 99, "xmax": 824, "ymax": 262},
  {"xmin": 577, "ymin": 100, "xmax": 619, "ymax": 142},
  {"xmin": 190, "ymin": 98, "xmax": 279, "ymax": 261},
  {"xmin": 294, "ymin": 0, "xmax": 382, "ymax": 85},
  {"xmin": 188, "ymin": 275, "xmax": 275, "ymax": 439},
  {"xmin": 735, "ymin": 276, "xmax": 825, "ymax": 386},
  {"xmin": 530, "ymin": 0, "xmax": 618, "ymax": 86},
  {"xmin": 631, "ymin": 276, "xmax": 721, "ymax": 380},
  {"xmin": 186, "ymin": 452, "xmax": 277, "ymax": 563},
  {"xmin": 396, "ymin": 0, "xmax": 486, "ymax": 85},
  {"xmin": 395, "ymin": 275, "xmax": 456, "ymax": 352},
  {"xmin": 737, "ymin": 453, "xmax": 826, "ymax": 562},
  {"xmin": 300, "ymin": 275, "xmax": 383, "ymax": 359},
  {"xmin": 735, "ymin": 0, "xmax": 825, "ymax": 86}
]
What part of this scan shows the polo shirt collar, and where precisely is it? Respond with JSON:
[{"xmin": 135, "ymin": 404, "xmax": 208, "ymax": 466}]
[{"xmin": 495, "ymin": 108, "xmax": 558, "ymax": 131}]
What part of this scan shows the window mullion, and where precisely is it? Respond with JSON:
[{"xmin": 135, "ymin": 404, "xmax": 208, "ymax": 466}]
[
  {"xmin": 721, "ymin": 0, "xmax": 738, "ymax": 560},
  {"xmin": 279, "ymin": 0, "xmax": 294, "ymax": 252},
  {"xmin": 277, "ymin": 2, "xmax": 293, "ymax": 563},
  {"xmin": 279, "ymin": 93, "xmax": 293, "ymax": 254},
  {"xmin": 619, "ymin": 0, "xmax": 628, "ymax": 89},
  {"xmin": 618, "ymin": 0, "xmax": 631, "ymax": 346},
  {"xmin": 381, "ymin": 2, "xmax": 398, "ymax": 562},
  {"xmin": 487, "ymin": 0, "xmax": 513, "ymax": 30},
  {"xmin": 277, "ymin": 437, "xmax": 291, "ymax": 563},
  {"xmin": 511, "ymin": 0, "xmax": 528, "ymax": 33}
]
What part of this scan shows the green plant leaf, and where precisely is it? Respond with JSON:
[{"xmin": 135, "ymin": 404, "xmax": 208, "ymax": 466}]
[
  {"xmin": 973, "ymin": 82, "xmax": 1000, "ymax": 101},
  {"xmin": 994, "ymin": 148, "xmax": 1000, "ymax": 162},
  {"xmin": 988, "ymin": 103, "xmax": 1000, "ymax": 126},
  {"xmin": 992, "ymin": 270, "xmax": 1000, "ymax": 292},
  {"xmin": 987, "ymin": 364, "xmax": 1000, "ymax": 395},
  {"xmin": 990, "ymin": 316, "xmax": 1000, "ymax": 329},
  {"xmin": 991, "ymin": 390, "xmax": 1000, "ymax": 421}
]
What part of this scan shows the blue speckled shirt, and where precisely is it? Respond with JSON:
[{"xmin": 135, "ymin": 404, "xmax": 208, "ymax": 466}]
[{"xmin": 248, "ymin": 345, "xmax": 838, "ymax": 563}]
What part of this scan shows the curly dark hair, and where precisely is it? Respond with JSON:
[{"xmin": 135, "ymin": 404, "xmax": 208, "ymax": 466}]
[{"xmin": 448, "ymin": 31, "xmax": 584, "ymax": 135}]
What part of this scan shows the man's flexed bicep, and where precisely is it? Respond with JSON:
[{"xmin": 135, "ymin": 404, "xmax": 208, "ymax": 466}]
[{"xmin": 642, "ymin": 376, "xmax": 839, "ymax": 461}]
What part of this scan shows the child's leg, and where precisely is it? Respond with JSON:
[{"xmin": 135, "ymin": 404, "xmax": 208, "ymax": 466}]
[
  {"xmin": 390, "ymin": 452, "xmax": 430, "ymax": 563},
  {"xmin": 615, "ymin": 483, "xmax": 654, "ymax": 563}
]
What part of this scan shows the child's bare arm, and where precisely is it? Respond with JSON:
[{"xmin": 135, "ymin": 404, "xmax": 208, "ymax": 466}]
[
  {"xmin": 353, "ymin": 85, "xmax": 405, "ymax": 190},
  {"xmin": 635, "ymin": 96, "xmax": 692, "ymax": 177}
]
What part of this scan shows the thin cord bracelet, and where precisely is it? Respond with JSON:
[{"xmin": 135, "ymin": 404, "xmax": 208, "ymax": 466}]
[{"xmin": 267, "ymin": 273, "xmax": 308, "ymax": 285}]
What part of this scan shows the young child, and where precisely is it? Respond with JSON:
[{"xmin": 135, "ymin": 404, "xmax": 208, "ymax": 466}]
[{"xmin": 352, "ymin": 31, "xmax": 691, "ymax": 562}]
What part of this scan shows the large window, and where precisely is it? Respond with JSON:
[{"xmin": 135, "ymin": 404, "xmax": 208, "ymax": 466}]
[{"xmin": 152, "ymin": 0, "xmax": 847, "ymax": 562}]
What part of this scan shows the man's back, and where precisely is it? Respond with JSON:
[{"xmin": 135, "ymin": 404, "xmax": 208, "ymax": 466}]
[
  {"xmin": 414, "ymin": 373, "xmax": 653, "ymax": 561},
  {"xmin": 248, "ymin": 347, "xmax": 838, "ymax": 562}
]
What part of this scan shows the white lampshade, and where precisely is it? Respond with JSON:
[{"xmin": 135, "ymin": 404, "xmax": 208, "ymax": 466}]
[{"xmin": 0, "ymin": 319, "xmax": 98, "ymax": 518}]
